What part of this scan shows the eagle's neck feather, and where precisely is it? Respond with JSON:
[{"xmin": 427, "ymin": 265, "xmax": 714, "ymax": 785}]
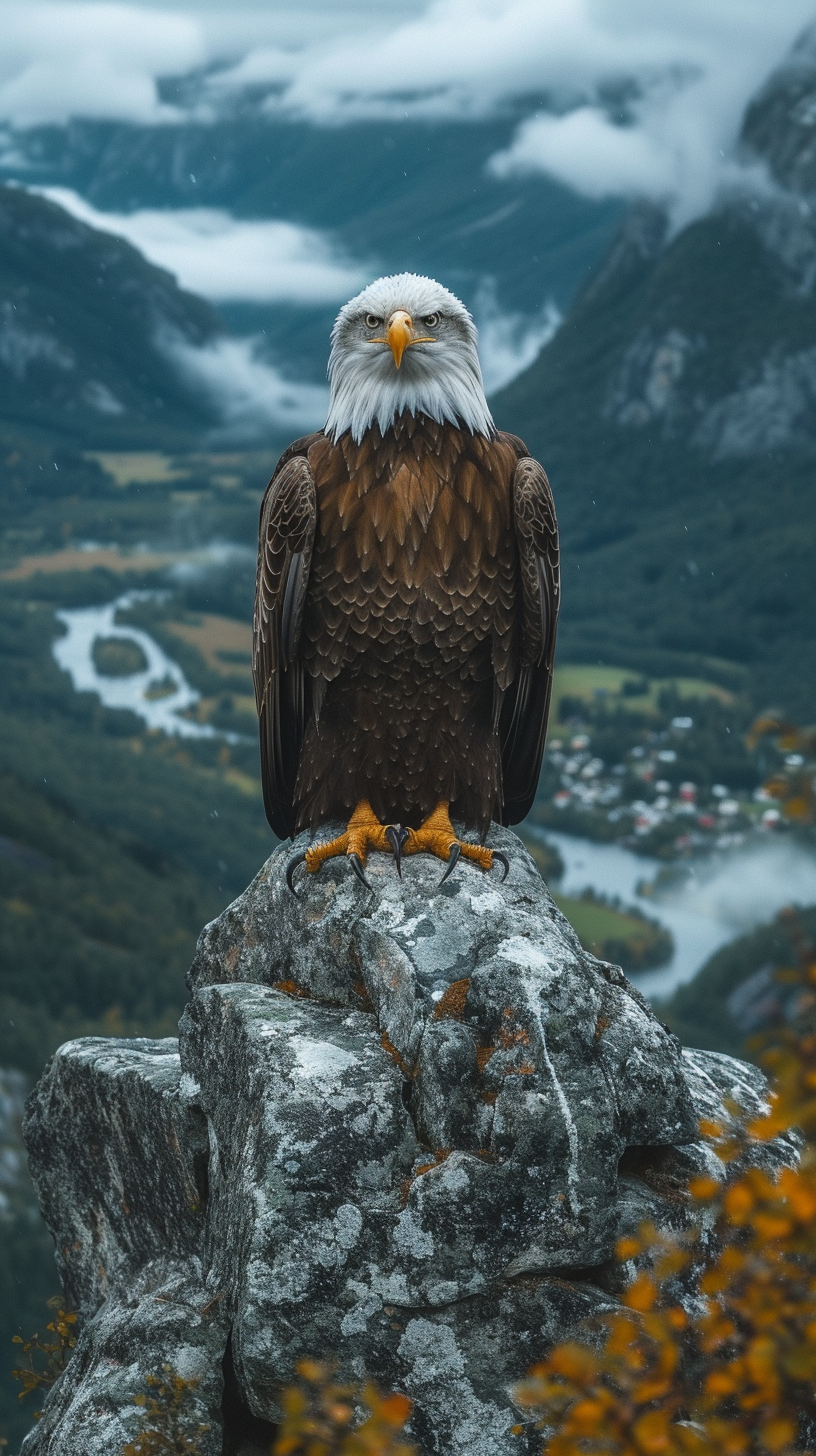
[{"xmin": 325, "ymin": 346, "xmax": 494, "ymax": 444}]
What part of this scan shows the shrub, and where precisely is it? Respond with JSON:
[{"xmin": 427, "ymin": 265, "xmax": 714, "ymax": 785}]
[
  {"xmin": 273, "ymin": 1361, "xmax": 415, "ymax": 1456},
  {"xmin": 515, "ymin": 918, "xmax": 816, "ymax": 1454},
  {"xmin": 11, "ymin": 1298, "xmax": 76, "ymax": 1416},
  {"xmin": 122, "ymin": 1366, "xmax": 210, "ymax": 1456}
]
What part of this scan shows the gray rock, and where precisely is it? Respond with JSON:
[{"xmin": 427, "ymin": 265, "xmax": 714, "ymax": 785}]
[
  {"xmin": 603, "ymin": 327, "xmax": 703, "ymax": 433},
  {"xmin": 21, "ymin": 830, "xmax": 796, "ymax": 1455},
  {"xmin": 20, "ymin": 1259, "xmax": 226, "ymax": 1456},
  {"xmin": 24, "ymin": 1037, "xmax": 209, "ymax": 1320},
  {"xmin": 691, "ymin": 344, "xmax": 816, "ymax": 458},
  {"xmin": 741, "ymin": 21, "xmax": 816, "ymax": 201},
  {"xmin": 180, "ymin": 982, "xmax": 419, "ymax": 1412},
  {"xmin": 189, "ymin": 824, "xmax": 696, "ymax": 1277},
  {"xmin": 0, "ymin": 1067, "xmax": 27, "ymax": 1214}
]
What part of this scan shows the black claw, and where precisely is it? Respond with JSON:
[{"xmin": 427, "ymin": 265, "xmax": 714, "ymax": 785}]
[
  {"xmin": 491, "ymin": 851, "xmax": 510, "ymax": 883},
  {"xmin": 285, "ymin": 851, "xmax": 308, "ymax": 895},
  {"xmin": 438, "ymin": 842, "xmax": 461, "ymax": 886},
  {"xmin": 385, "ymin": 823, "xmax": 409, "ymax": 876},
  {"xmin": 348, "ymin": 852, "xmax": 374, "ymax": 891}
]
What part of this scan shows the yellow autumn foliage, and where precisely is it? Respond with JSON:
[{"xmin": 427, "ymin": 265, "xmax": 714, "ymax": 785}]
[{"xmin": 515, "ymin": 918, "xmax": 816, "ymax": 1456}]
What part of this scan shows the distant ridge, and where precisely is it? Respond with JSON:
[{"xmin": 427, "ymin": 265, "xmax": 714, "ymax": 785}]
[
  {"xmin": 0, "ymin": 184, "xmax": 223, "ymax": 448},
  {"xmin": 493, "ymin": 29, "xmax": 816, "ymax": 718}
]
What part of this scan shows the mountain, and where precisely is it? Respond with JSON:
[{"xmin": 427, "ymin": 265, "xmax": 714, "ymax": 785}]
[
  {"xmin": 742, "ymin": 22, "xmax": 816, "ymax": 203},
  {"xmin": 0, "ymin": 184, "xmax": 224, "ymax": 448},
  {"xmin": 0, "ymin": 110, "xmax": 624, "ymax": 385},
  {"xmin": 494, "ymin": 36, "xmax": 816, "ymax": 719}
]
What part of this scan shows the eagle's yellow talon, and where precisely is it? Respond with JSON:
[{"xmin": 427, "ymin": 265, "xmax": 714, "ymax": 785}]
[
  {"xmin": 288, "ymin": 800, "xmax": 502, "ymax": 895},
  {"xmin": 303, "ymin": 800, "xmax": 392, "ymax": 874},
  {"xmin": 403, "ymin": 802, "xmax": 494, "ymax": 872}
]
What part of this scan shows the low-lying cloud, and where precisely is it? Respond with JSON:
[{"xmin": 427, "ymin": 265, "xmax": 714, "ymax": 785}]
[
  {"xmin": 35, "ymin": 187, "xmax": 368, "ymax": 305},
  {"xmin": 667, "ymin": 838, "xmax": 816, "ymax": 933},
  {"xmin": 162, "ymin": 331, "xmax": 328, "ymax": 440},
  {"xmin": 490, "ymin": 107, "xmax": 672, "ymax": 202},
  {"xmin": 0, "ymin": 4, "xmax": 204, "ymax": 127},
  {"xmin": 162, "ymin": 305, "xmax": 550, "ymax": 439},
  {"xmin": 488, "ymin": 44, "xmax": 779, "ymax": 227},
  {"xmin": 29, "ymin": 184, "xmax": 557, "ymax": 411},
  {"xmin": 3, "ymin": 1, "xmax": 815, "ymax": 230},
  {"xmin": 474, "ymin": 285, "xmax": 561, "ymax": 396}
]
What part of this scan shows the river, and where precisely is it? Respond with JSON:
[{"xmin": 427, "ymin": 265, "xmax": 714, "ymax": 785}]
[
  {"xmin": 52, "ymin": 590, "xmax": 232, "ymax": 740},
  {"xmin": 540, "ymin": 828, "xmax": 816, "ymax": 1002},
  {"xmin": 53, "ymin": 594, "xmax": 815, "ymax": 1001}
]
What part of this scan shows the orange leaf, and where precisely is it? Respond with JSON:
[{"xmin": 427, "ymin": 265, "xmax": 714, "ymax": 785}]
[
  {"xmin": 624, "ymin": 1275, "xmax": 657, "ymax": 1313},
  {"xmin": 752, "ymin": 1215, "xmax": 792, "ymax": 1240},
  {"xmin": 632, "ymin": 1409, "xmax": 671, "ymax": 1453},
  {"xmin": 378, "ymin": 1393, "xmax": 412, "ymax": 1426},
  {"xmin": 705, "ymin": 1370, "xmax": 738, "ymax": 1397},
  {"xmin": 616, "ymin": 1236, "xmax": 641, "ymax": 1261},
  {"xmin": 549, "ymin": 1344, "xmax": 598, "ymax": 1383},
  {"xmin": 760, "ymin": 1417, "xmax": 797, "ymax": 1452},
  {"xmin": 690, "ymin": 1176, "xmax": 721, "ymax": 1201},
  {"xmin": 723, "ymin": 1183, "xmax": 755, "ymax": 1220},
  {"xmin": 697, "ymin": 1120, "xmax": 724, "ymax": 1140}
]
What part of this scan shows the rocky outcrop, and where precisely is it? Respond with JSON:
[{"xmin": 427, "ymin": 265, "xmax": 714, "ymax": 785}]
[
  {"xmin": 0, "ymin": 1068, "xmax": 27, "ymax": 1216},
  {"xmin": 20, "ymin": 830, "xmax": 797, "ymax": 1455},
  {"xmin": 24, "ymin": 1039, "xmax": 209, "ymax": 1320},
  {"xmin": 742, "ymin": 22, "xmax": 816, "ymax": 202}
]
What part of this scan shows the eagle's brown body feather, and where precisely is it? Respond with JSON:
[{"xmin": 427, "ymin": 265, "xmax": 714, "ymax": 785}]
[{"xmin": 253, "ymin": 413, "xmax": 559, "ymax": 842}]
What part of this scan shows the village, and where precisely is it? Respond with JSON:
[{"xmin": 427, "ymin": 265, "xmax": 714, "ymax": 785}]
[{"xmin": 533, "ymin": 707, "xmax": 795, "ymax": 860}]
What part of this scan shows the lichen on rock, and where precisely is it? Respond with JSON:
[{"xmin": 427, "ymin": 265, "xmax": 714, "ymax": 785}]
[{"xmin": 19, "ymin": 829, "xmax": 797, "ymax": 1455}]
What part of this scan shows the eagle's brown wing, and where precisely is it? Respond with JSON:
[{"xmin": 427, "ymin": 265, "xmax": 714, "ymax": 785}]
[
  {"xmin": 500, "ymin": 455, "xmax": 560, "ymax": 824},
  {"xmin": 253, "ymin": 447, "xmax": 318, "ymax": 840}
]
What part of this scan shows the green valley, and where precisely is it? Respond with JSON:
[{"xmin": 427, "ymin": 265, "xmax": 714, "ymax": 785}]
[{"xmin": 2, "ymin": 27, "xmax": 816, "ymax": 1444}]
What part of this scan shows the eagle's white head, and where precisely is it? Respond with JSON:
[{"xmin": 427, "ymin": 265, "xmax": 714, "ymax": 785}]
[{"xmin": 324, "ymin": 272, "xmax": 494, "ymax": 444}]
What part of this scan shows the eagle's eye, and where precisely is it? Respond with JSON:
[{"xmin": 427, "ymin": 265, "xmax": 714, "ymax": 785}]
[
  {"xmin": 422, "ymin": 312, "xmax": 440, "ymax": 328},
  {"xmin": 365, "ymin": 314, "xmax": 382, "ymax": 330}
]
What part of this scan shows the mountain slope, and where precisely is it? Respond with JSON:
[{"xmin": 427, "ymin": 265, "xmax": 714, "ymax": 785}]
[
  {"xmin": 494, "ymin": 50, "xmax": 816, "ymax": 716},
  {"xmin": 0, "ymin": 112, "xmax": 624, "ymax": 385},
  {"xmin": 0, "ymin": 184, "xmax": 224, "ymax": 447},
  {"xmin": 0, "ymin": 112, "xmax": 622, "ymax": 312}
]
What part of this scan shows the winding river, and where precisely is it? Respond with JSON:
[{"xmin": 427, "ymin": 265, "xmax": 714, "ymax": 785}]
[
  {"xmin": 52, "ymin": 591, "xmax": 228, "ymax": 739},
  {"xmin": 541, "ymin": 829, "xmax": 816, "ymax": 1001},
  {"xmin": 53, "ymin": 593, "xmax": 815, "ymax": 1001}
]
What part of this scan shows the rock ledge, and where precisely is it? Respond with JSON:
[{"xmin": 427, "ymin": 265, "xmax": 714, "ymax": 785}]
[{"xmin": 21, "ymin": 830, "xmax": 796, "ymax": 1455}]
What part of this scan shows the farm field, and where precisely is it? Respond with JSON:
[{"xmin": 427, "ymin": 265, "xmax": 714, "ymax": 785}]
[
  {"xmin": 550, "ymin": 664, "xmax": 736, "ymax": 718},
  {"xmin": 551, "ymin": 890, "xmax": 673, "ymax": 973}
]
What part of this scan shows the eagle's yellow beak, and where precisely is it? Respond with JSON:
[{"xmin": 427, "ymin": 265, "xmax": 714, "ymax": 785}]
[{"xmin": 387, "ymin": 310, "xmax": 412, "ymax": 369}]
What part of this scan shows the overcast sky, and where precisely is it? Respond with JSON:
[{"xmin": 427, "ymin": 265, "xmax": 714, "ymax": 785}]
[{"xmin": 2, "ymin": 1, "xmax": 815, "ymax": 227}]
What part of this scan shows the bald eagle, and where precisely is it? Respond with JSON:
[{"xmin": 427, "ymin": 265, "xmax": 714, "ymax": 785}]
[{"xmin": 253, "ymin": 273, "xmax": 559, "ymax": 888}]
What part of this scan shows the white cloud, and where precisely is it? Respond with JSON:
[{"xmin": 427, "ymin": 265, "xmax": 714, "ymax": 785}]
[
  {"xmin": 26, "ymin": 182, "xmax": 551, "ymax": 403},
  {"xmin": 34, "ymin": 187, "xmax": 369, "ymax": 303},
  {"xmin": 490, "ymin": 106, "xmax": 671, "ymax": 202},
  {"xmin": 2, "ymin": 1, "xmax": 815, "ymax": 227},
  {"xmin": 487, "ymin": 48, "xmax": 784, "ymax": 227},
  {"xmin": 474, "ymin": 284, "xmax": 561, "ymax": 395},
  {"xmin": 161, "ymin": 304, "xmax": 548, "ymax": 436},
  {"xmin": 0, "ymin": 4, "xmax": 204, "ymax": 126},
  {"xmin": 161, "ymin": 331, "xmax": 328, "ymax": 438},
  {"xmin": 257, "ymin": 0, "xmax": 814, "ymax": 226},
  {"xmin": 226, "ymin": 0, "xmax": 816, "ymax": 131},
  {"xmin": 0, "ymin": 1, "xmax": 424, "ymax": 127}
]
